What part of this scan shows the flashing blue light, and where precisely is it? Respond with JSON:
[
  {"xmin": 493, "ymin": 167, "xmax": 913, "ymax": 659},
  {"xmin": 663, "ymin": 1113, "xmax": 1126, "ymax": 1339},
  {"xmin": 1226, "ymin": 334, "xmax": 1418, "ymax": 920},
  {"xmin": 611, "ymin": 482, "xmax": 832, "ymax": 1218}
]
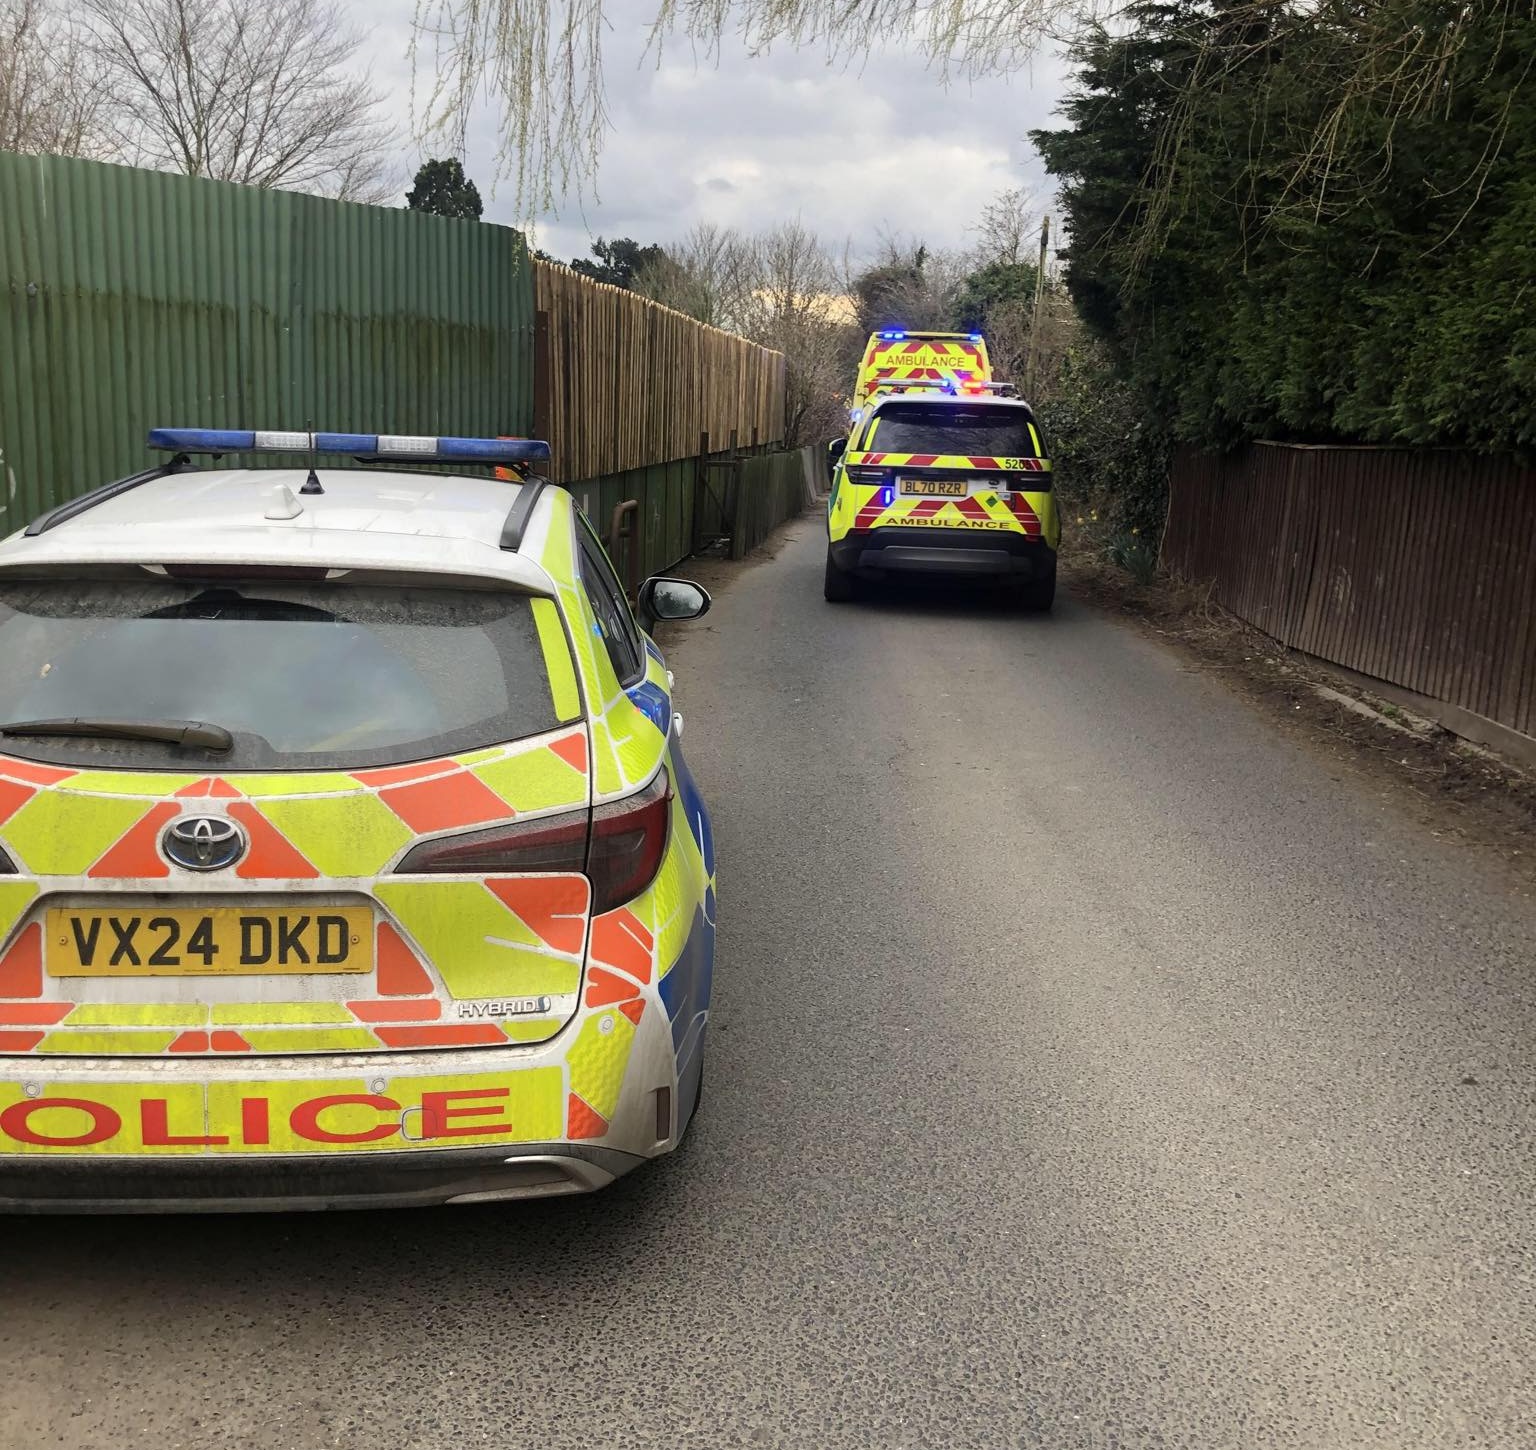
[
  {"xmin": 969, "ymin": 333, "xmax": 984, "ymax": 343},
  {"xmin": 880, "ymin": 484, "xmax": 896, "ymax": 508},
  {"xmin": 146, "ymin": 429, "xmax": 552, "ymax": 466},
  {"xmin": 878, "ymin": 330, "xmax": 907, "ymax": 340}
]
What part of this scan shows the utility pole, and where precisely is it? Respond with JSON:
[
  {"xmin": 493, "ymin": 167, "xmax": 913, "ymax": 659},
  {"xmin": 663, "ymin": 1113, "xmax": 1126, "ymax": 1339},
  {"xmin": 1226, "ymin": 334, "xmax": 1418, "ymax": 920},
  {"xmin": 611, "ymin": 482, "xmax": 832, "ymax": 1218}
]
[{"xmin": 1027, "ymin": 215, "xmax": 1050, "ymax": 399}]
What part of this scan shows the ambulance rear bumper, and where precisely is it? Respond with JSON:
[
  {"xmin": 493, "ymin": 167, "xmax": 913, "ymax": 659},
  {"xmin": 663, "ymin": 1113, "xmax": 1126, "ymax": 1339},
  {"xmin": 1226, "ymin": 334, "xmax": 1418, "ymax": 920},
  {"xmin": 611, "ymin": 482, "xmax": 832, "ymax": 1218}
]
[{"xmin": 832, "ymin": 528, "xmax": 1055, "ymax": 580}]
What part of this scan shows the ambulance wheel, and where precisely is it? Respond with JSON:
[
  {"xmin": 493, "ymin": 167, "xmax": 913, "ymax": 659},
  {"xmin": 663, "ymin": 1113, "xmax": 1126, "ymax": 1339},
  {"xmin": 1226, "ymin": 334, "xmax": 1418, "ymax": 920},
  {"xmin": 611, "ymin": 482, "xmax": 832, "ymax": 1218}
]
[
  {"xmin": 824, "ymin": 548, "xmax": 858, "ymax": 602},
  {"xmin": 1016, "ymin": 571, "xmax": 1056, "ymax": 613}
]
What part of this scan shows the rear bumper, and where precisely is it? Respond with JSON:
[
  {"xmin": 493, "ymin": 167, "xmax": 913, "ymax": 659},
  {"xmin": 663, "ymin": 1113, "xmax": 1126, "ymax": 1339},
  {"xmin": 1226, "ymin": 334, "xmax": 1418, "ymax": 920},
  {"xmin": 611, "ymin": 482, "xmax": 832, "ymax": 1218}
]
[
  {"xmin": 0, "ymin": 1141, "xmax": 646, "ymax": 1213},
  {"xmin": 0, "ymin": 1012, "xmax": 687, "ymax": 1212},
  {"xmin": 831, "ymin": 527, "xmax": 1056, "ymax": 581}
]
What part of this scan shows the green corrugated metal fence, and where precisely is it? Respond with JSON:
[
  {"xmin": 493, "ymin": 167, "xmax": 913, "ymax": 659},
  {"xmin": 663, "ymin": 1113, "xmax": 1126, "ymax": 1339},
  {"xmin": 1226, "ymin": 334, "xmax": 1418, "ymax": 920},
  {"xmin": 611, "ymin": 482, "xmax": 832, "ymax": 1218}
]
[
  {"xmin": 0, "ymin": 151, "xmax": 807, "ymax": 576},
  {"xmin": 0, "ymin": 152, "xmax": 534, "ymax": 521},
  {"xmin": 567, "ymin": 443, "xmax": 814, "ymax": 590},
  {"xmin": 729, "ymin": 448, "xmax": 812, "ymax": 559},
  {"xmin": 569, "ymin": 456, "xmax": 698, "ymax": 587}
]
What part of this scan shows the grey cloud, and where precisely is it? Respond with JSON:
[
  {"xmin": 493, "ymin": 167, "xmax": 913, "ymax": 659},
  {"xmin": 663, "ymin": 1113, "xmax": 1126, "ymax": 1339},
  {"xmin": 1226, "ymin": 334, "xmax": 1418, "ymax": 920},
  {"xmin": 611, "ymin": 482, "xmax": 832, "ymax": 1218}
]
[{"xmin": 360, "ymin": 3, "xmax": 1068, "ymax": 258}]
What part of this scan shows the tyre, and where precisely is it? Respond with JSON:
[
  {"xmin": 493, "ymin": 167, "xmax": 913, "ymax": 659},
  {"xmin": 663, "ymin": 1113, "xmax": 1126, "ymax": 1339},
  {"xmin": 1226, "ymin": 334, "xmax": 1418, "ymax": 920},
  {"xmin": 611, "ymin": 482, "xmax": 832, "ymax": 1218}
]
[
  {"xmin": 1016, "ymin": 570, "xmax": 1056, "ymax": 613},
  {"xmin": 676, "ymin": 1053, "xmax": 705, "ymax": 1143},
  {"xmin": 824, "ymin": 547, "xmax": 858, "ymax": 602}
]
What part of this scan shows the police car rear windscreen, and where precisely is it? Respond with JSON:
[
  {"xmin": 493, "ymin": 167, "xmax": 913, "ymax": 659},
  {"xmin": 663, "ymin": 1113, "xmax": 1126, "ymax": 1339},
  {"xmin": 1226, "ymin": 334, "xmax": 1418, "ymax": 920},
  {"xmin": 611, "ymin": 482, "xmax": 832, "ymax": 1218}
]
[{"xmin": 0, "ymin": 580, "xmax": 575, "ymax": 771}]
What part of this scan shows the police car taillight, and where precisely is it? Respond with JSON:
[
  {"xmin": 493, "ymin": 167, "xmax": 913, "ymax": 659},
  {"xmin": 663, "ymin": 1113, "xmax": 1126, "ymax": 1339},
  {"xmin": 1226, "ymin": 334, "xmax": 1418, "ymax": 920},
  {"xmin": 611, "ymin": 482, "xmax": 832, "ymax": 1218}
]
[
  {"xmin": 587, "ymin": 768, "xmax": 671, "ymax": 913},
  {"xmin": 395, "ymin": 811, "xmax": 587, "ymax": 877},
  {"xmin": 394, "ymin": 769, "xmax": 671, "ymax": 914}
]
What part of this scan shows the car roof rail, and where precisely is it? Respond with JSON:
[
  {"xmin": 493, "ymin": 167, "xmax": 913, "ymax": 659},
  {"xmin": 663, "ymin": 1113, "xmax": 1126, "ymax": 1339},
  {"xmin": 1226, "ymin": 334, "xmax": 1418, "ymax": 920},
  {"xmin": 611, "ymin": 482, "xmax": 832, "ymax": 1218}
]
[
  {"xmin": 24, "ymin": 455, "xmax": 195, "ymax": 537},
  {"xmin": 499, "ymin": 477, "xmax": 550, "ymax": 551}
]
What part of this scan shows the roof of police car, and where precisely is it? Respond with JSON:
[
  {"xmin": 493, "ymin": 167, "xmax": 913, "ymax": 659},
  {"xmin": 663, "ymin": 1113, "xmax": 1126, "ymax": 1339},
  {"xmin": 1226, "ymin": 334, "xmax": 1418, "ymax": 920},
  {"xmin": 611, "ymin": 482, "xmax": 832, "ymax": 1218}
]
[{"xmin": 0, "ymin": 467, "xmax": 563, "ymax": 585}]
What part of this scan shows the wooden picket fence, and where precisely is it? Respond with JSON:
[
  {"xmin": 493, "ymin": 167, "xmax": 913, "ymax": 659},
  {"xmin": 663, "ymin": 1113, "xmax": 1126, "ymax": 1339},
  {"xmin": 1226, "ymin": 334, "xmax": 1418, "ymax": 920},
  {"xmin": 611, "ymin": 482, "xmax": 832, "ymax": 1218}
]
[{"xmin": 533, "ymin": 260, "xmax": 787, "ymax": 483}]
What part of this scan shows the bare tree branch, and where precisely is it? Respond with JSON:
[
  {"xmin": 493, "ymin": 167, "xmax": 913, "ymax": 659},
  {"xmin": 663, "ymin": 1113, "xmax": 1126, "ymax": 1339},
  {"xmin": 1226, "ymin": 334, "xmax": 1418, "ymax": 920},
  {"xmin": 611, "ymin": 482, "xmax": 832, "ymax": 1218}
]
[
  {"xmin": 0, "ymin": 0, "xmax": 114, "ymax": 157},
  {"xmin": 80, "ymin": 0, "xmax": 400, "ymax": 201},
  {"xmin": 974, "ymin": 187, "xmax": 1041, "ymax": 267},
  {"xmin": 640, "ymin": 219, "xmax": 860, "ymax": 444}
]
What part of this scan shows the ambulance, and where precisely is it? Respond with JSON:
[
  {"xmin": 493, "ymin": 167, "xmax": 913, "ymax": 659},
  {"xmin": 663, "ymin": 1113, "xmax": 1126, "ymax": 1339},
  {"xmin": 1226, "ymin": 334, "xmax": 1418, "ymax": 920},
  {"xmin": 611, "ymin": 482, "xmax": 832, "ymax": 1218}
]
[
  {"xmin": 826, "ymin": 380, "xmax": 1059, "ymax": 611},
  {"xmin": 851, "ymin": 331, "xmax": 992, "ymax": 415}
]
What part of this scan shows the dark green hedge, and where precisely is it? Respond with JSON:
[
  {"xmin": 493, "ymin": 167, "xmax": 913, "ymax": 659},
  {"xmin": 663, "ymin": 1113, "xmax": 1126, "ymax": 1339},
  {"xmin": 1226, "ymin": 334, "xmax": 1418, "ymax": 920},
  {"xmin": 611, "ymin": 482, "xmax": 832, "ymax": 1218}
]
[{"xmin": 1032, "ymin": 1, "xmax": 1536, "ymax": 453}]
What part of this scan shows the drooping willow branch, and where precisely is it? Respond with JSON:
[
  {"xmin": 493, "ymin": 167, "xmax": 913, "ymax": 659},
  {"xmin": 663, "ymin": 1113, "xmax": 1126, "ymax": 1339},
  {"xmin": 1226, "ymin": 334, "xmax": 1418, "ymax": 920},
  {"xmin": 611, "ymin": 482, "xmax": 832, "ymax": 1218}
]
[
  {"xmin": 1121, "ymin": 0, "xmax": 1535, "ymax": 281},
  {"xmin": 409, "ymin": 0, "xmax": 1087, "ymax": 211}
]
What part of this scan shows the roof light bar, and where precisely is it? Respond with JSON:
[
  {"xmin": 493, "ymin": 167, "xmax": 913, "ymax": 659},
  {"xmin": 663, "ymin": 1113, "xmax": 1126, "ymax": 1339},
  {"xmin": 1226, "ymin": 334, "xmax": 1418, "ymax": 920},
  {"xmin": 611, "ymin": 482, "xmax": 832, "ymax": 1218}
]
[
  {"xmin": 869, "ymin": 378, "xmax": 951, "ymax": 393},
  {"xmin": 877, "ymin": 330, "xmax": 907, "ymax": 340},
  {"xmin": 867, "ymin": 377, "xmax": 1023, "ymax": 402},
  {"xmin": 145, "ymin": 429, "xmax": 552, "ymax": 466}
]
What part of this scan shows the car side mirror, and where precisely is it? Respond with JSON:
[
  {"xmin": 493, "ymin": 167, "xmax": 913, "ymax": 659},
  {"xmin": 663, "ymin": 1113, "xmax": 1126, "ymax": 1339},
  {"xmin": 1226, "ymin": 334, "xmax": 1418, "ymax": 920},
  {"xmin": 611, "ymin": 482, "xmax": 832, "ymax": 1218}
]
[
  {"xmin": 637, "ymin": 576, "xmax": 712, "ymax": 631},
  {"xmin": 825, "ymin": 437, "xmax": 846, "ymax": 483}
]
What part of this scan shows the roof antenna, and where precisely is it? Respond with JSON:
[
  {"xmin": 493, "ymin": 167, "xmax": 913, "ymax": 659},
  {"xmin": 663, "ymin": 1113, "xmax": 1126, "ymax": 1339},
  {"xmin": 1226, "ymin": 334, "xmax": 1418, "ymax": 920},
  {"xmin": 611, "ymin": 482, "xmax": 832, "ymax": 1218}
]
[{"xmin": 300, "ymin": 418, "xmax": 324, "ymax": 494}]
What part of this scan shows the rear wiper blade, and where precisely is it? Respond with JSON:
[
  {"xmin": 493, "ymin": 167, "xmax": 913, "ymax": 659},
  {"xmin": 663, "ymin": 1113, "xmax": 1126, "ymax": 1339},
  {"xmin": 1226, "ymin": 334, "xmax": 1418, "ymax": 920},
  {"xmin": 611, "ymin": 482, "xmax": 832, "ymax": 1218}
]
[{"xmin": 0, "ymin": 717, "xmax": 234, "ymax": 751}]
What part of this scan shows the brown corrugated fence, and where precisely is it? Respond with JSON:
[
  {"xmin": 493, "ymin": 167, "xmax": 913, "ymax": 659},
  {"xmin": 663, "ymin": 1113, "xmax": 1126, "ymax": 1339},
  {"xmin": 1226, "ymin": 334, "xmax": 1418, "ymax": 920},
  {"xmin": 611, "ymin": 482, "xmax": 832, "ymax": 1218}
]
[{"xmin": 1162, "ymin": 443, "xmax": 1536, "ymax": 738}]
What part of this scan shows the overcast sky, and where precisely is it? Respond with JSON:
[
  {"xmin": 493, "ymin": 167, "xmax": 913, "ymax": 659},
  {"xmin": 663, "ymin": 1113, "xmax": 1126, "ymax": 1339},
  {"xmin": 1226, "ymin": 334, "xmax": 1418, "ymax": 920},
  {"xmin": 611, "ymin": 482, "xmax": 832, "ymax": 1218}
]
[{"xmin": 361, "ymin": 7, "xmax": 1070, "ymax": 265}]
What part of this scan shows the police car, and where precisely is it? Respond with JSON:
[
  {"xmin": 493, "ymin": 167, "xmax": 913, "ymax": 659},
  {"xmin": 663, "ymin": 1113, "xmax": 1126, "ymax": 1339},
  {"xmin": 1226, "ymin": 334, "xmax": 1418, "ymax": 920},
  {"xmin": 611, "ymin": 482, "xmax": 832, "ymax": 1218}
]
[
  {"xmin": 825, "ymin": 382, "xmax": 1060, "ymax": 610},
  {"xmin": 0, "ymin": 430, "xmax": 716, "ymax": 1211}
]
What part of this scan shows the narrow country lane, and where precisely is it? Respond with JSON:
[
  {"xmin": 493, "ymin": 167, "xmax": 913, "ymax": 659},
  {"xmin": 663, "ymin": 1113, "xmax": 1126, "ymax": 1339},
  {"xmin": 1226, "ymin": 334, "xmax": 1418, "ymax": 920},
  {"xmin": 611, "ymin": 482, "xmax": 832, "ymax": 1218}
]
[{"xmin": 2, "ymin": 515, "xmax": 1533, "ymax": 1450}]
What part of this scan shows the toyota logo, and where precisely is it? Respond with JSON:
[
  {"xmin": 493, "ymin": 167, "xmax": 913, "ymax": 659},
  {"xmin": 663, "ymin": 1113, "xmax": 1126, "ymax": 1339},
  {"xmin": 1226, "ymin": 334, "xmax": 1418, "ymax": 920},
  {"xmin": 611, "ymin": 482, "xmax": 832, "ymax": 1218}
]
[{"xmin": 163, "ymin": 815, "xmax": 246, "ymax": 871}]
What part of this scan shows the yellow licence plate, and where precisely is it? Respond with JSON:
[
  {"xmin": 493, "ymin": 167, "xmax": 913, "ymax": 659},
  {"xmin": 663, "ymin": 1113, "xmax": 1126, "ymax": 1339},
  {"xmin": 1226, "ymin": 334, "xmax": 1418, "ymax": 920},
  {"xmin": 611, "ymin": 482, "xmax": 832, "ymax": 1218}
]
[
  {"xmin": 899, "ymin": 478, "xmax": 968, "ymax": 497},
  {"xmin": 45, "ymin": 907, "xmax": 374, "ymax": 978}
]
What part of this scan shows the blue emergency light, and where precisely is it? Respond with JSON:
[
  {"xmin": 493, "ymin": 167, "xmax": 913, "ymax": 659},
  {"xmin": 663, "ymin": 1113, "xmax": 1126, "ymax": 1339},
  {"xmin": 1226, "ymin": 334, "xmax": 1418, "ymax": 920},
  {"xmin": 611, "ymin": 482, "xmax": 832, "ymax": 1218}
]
[
  {"xmin": 969, "ymin": 333, "xmax": 984, "ymax": 342},
  {"xmin": 878, "ymin": 330, "xmax": 907, "ymax": 340},
  {"xmin": 146, "ymin": 429, "xmax": 551, "ymax": 466}
]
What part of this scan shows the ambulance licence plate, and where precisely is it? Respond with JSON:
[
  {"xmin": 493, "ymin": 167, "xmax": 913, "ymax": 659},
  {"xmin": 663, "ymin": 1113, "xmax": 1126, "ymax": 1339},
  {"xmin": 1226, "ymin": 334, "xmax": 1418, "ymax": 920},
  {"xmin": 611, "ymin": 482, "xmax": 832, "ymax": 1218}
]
[
  {"xmin": 900, "ymin": 478, "xmax": 967, "ymax": 496},
  {"xmin": 46, "ymin": 907, "xmax": 374, "ymax": 977}
]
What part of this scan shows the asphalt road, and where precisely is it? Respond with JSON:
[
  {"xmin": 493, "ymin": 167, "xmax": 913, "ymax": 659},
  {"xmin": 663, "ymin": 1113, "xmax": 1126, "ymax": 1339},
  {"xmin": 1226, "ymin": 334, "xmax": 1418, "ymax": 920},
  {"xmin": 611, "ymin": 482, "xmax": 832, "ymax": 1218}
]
[{"xmin": 4, "ymin": 515, "xmax": 1534, "ymax": 1450}]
